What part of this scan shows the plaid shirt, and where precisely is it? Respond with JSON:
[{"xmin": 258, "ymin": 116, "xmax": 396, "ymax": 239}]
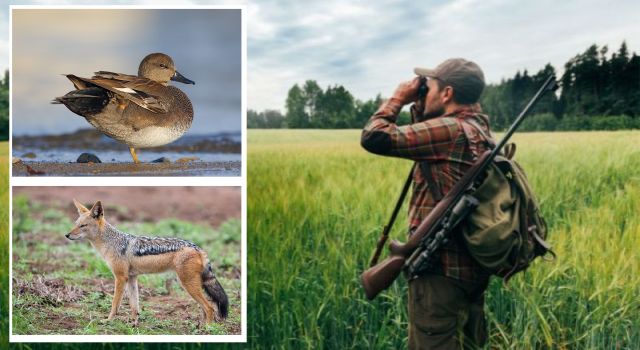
[{"xmin": 361, "ymin": 99, "xmax": 492, "ymax": 283}]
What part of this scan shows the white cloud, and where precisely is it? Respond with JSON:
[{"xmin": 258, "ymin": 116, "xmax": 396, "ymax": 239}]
[
  {"xmin": 246, "ymin": 0, "xmax": 640, "ymax": 111},
  {"xmin": 3, "ymin": 0, "xmax": 640, "ymax": 113}
]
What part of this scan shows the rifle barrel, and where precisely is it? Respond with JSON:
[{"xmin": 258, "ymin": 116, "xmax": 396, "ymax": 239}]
[{"xmin": 492, "ymin": 76, "xmax": 558, "ymax": 157}]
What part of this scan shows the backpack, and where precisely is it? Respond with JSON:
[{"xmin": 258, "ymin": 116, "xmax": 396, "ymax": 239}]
[{"xmin": 457, "ymin": 118, "xmax": 555, "ymax": 281}]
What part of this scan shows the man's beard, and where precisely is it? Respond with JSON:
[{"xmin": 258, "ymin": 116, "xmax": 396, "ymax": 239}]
[{"xmin": 417, "ymin": 105, "xmax": 445, "ymax": 122}]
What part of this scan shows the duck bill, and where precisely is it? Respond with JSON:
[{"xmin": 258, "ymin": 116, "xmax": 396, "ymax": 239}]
[{"xmin": 171, "ymin": 70, "xmax": 195, "ymax": 85}]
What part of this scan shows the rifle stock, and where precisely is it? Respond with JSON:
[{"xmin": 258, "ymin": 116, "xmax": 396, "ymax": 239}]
[
  {"xmin": 361, "ymin": 255, "xmax": 405, "ymax": 300},
  {"xmin": 360, "ymin": 75, "xmax": 558, "ymax": 300}
]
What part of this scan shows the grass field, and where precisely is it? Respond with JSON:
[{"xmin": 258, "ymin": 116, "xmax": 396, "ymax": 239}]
[
  {"xmin": 0, "ymin": 142, "xmax": 8, "ymax": 347},
  {"xmin": 247, "ymin": 129, "xmax": 640, "ymax": 349},
  {"xmin": 11, "ymin": 197, "xmax": 241, "ymax": 336}
]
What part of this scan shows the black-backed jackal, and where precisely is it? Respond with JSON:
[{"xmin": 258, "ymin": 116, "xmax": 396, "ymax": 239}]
[{"xmin": 67, "ymin": 199, "xmax": 228, "ymax": 325}]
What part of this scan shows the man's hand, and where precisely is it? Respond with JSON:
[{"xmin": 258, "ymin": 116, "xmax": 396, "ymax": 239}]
[{"xmin": 390, "ymin": 77, "xmax": 422, "ymax": 106}]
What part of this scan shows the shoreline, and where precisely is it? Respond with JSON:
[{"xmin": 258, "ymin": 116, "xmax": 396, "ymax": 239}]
[{"xmin": 12, "ymin": 160, "xmax": 241, "ymax": 176}]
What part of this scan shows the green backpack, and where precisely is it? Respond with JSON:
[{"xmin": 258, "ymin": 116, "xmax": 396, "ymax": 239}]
[{"xmin": 458, "ymin": 119, "xmax": 555, "ymax": 281}]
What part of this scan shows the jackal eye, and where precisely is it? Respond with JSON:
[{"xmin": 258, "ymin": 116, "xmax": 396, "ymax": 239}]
[{"xmin": 79, "ymin": 224, "xmax": 87, "ymax": 228}]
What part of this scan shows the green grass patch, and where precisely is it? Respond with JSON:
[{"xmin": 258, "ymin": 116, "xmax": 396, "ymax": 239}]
[
  {"xmin": 11, "ymin": 198, "xmax": 241, "ymax": 336},
  {"xmin": 0, "ymin": 141, "xmax": 8, "ymax": 347},
  {"xmin": 246, "ymin": 129, "xmax": 640, "ymax": 349}
]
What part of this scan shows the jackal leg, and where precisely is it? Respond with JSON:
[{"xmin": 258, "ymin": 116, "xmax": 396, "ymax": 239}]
[
  {"xmin": 126, "ymin": 275, "xmax": 140, "ymax": 326},
  {"xmin": 175, "ymin": 257, "xmax": 215, "ymax": 324},
  {"xmin": 108, "ymin": 275, "xmax": 127, "ymax": 320}
]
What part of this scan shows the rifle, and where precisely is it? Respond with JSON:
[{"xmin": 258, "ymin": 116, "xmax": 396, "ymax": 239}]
[{"xmin": 361, "ymin": 75, "xmax": 558, "ymax": 300}]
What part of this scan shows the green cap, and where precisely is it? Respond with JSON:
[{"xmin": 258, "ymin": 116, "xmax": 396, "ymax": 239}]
[{"xmin": 414, "ymin": 58, "xmax": 485, "ymax": 103}]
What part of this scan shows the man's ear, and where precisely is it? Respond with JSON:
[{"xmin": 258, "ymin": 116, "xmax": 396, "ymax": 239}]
[
  {"xmin": 442, "ymin": 86, "xmax": 454, "ymax": 104},
  {"xmin": 73, "ymin": 198, "xmax": 90, "ymax": 215},
  {"xmin": 90, "ymin": 201, "xmax": 103, "ymax": 219}
]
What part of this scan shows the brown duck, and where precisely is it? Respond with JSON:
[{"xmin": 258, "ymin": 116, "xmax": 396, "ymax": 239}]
[{"xmin": 53, "ymin": 53, "xmax": 195, "ymax": 163}]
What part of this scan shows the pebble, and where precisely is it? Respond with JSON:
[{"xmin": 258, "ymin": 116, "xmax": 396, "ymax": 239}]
[
  {"xmin": 151, "ymin": 157, "xmax": 171, "ymax": 163},
  {"xmin": 77, "ymin": 153, "xmax": 102, "ymax": 163}
]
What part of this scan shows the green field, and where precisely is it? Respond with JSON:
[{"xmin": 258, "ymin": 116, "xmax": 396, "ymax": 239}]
[
  {"xmin": 11, "ymin": 199, "xmax": 241, "ymax": 336},
  {"xmin": 0, "ymin": 142, "xmax": 8, "ymax": 347},
  {"xmin": 248, "ymin": 130, "xmax": 640, "ymax": 349}
]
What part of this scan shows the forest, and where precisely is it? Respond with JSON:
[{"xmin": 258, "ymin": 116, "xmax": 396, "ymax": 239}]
[
  {"xmin": 248, "ymin": 42, "xmax": 640, "ymax": 131},
  {"xmin": 0, "ymin": 70, "xmax": 7, "ymax": 140}
]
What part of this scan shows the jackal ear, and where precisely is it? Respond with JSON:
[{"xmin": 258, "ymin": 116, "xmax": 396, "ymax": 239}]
[
  {"xmin": 73, "ymin": 198, "xmax": 90, "ymax": 215},
  {"xmin": 90, "ymin": 201, "xmax": 103, "ymax": 219}
]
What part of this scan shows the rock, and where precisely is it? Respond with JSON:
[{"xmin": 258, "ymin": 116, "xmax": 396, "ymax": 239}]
[
  {"xmin": 77, "ymin": 153, "xmax": 102, "ymax": 163},
  {"xmin": 176, "ymin": 157, "xmax": 199, "ymax": 163},
  {"xmin": 12, "ymin": 157, "xmax": 22, "ymax": 164},
  {"xmin": 21, "ymin": 152, "xmax": 37, "ymax": 159},
  {"xmin": 151, "ymin": 157, "xmax": 171, "ymax": 163}
]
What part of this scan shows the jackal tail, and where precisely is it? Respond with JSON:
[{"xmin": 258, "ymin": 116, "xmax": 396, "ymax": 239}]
[{"xmin": 202, "ymin": 260, "xmax": 229, "ymax": 319}]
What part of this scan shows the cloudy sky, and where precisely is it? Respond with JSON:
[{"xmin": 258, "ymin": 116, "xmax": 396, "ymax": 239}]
[{"xmin": 2, "ymin": 0, "xmax": 640, "ymax": 128}]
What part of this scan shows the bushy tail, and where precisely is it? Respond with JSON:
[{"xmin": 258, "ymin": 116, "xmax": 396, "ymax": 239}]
[{"xmin": 202, "ymin": 260, "xmax": 228, "ymax": 319}]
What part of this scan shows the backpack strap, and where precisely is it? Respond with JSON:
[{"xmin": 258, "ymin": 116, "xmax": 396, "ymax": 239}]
[
  {"xmin": 420, "ymin": 117, "xmax": 493, "ymax": 203},
  {"xmin": 462, "ymin": 117, "xmax": 496, "ymax": 150},
  {"xmin": 504, "ymin": 143, "xmax": 516, "ymax": 160}
]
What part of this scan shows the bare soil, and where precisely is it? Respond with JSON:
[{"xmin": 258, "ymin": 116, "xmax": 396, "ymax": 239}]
[{"xmin": 13, "ymin": 186, "xmax": 240, "ymax": 228}]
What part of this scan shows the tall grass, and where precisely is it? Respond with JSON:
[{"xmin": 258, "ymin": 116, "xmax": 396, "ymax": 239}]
[
  {"xmin": 5, "ymin": 131, "xmax": 640, "ymax": 349},
  {"xmin": 247, "ymin": 130, "xmax": 640, "ymax": 349},
  {"xmin": 0, "ymin": 142, "xmax": 9, "ymax": 347}
]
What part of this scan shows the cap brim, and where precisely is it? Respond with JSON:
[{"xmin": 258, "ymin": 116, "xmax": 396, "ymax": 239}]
[{"xmin": 414, "ymin": 67, "xmax": 436, "ymax": 77}]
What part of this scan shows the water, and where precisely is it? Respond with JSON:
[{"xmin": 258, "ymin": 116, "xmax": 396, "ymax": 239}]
[{"xmin": 14, "ymin": 148, "xmax": 241, "ymax": 164}]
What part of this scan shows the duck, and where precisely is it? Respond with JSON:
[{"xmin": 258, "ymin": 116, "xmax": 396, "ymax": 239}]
[{"xmin": 53, "ymin": 53, "xmax": 195, "ymax": 163}]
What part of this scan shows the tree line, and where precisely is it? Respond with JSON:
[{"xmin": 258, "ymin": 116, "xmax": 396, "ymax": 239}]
[
  {"xmin": 248, "ymin": 42, "xmax": 640, "ymax": 131},
  {"xmin": 0, "ymin": 70, "xmax": 8, "ymax": 140}
]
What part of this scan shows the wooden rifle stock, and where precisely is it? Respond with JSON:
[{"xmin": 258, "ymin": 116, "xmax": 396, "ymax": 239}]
[{"xmin": 360, "ymin": 75, "xmax": 558, "ymax": 300}]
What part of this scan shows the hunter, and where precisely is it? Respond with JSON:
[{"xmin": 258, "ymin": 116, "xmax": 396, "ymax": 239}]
[{"xmin": 361, "ymin": 58, "xmax": 493, "ymax": 349}]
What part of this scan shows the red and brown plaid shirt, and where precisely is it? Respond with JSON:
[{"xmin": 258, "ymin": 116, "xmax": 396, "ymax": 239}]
[{"xmin": 361, "ymin": 99, "xmax": 493, "ymax": 283}]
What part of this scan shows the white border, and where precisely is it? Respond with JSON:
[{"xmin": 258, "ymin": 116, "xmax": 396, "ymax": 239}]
[{"xmin": 9, "ymin": 4, "xmax": 247, "ymax": 343}]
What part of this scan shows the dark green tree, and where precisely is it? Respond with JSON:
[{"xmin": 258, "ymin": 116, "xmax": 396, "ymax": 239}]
[
  {"xmin": 315, "ymin": 85, "xmax": 355, "ymax": 128},
  {"xmin": 302, "ymin": 80, "xmax": 323, "ymax": 126},
  {"xmin": 0, "ymin": 70, "xmax": 9, "ymax": 140},
  {"xmin": 354, "ymin": 94, "xmax": 383, "ymax": 128},
  {"xmin": 285, "ymin": 84, "xmax": 308, "ymax": 128}
]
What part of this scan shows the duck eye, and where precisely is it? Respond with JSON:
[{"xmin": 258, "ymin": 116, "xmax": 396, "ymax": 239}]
[{"xmin": 159, "ymin": 64, "xmax": 167, "ymax": 69}]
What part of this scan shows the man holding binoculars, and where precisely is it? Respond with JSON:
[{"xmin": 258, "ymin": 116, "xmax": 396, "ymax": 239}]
[{"xmin": 361, "ymin": 58, "xmax": 492, "ymax": 349}]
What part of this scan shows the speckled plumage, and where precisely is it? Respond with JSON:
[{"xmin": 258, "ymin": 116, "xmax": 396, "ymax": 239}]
[{"xmin": 53, "ymin": 53, "xmax": 195, "ymax": 162}]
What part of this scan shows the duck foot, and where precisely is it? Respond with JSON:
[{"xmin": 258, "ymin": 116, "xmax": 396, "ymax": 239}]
[{"xmin": 129, "ymin": 147, "xmax": 141, "ymax": 163}]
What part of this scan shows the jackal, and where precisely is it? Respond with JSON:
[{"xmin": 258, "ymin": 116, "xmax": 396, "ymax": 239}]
[{"xmin": 67, "ymin": 199, "xmax": 228, "ymax": 325}]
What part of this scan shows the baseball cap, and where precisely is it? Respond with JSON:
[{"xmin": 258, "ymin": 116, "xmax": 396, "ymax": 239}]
[{"xmin": 414, "ymin": 58, "xmax": 485, "ymax": 103}]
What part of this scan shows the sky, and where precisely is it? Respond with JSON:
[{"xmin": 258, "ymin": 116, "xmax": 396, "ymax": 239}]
[
  {"xmin": 1, "ymin": 0, "xmax": 640, "ymax": 131},
  {"xmin": 245, "ymin": 0, "xmax": 640, "ymax": 111},
  {"xmin": 7, "ymin": 5, "xmax": 241, "ymax": 136}
]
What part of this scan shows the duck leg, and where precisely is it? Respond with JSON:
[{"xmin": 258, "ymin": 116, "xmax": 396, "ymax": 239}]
[{"xmin": 129, "ymin": 147, "xmax": 141, "ymax": 163}]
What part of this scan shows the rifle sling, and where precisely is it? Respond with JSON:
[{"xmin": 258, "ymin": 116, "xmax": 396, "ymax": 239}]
[
  {"xmin": 385, "ymin": 164, "xmax": 416, "ymax": 236},
  {"xmin": 419, "ymin": 161, "xmax": 444, "ymax": 202}
]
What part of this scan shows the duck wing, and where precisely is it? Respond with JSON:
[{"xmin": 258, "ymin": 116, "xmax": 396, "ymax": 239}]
[{"xmin": 68, "ymin": 72, "xmax": 169, "ymax": 113}]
